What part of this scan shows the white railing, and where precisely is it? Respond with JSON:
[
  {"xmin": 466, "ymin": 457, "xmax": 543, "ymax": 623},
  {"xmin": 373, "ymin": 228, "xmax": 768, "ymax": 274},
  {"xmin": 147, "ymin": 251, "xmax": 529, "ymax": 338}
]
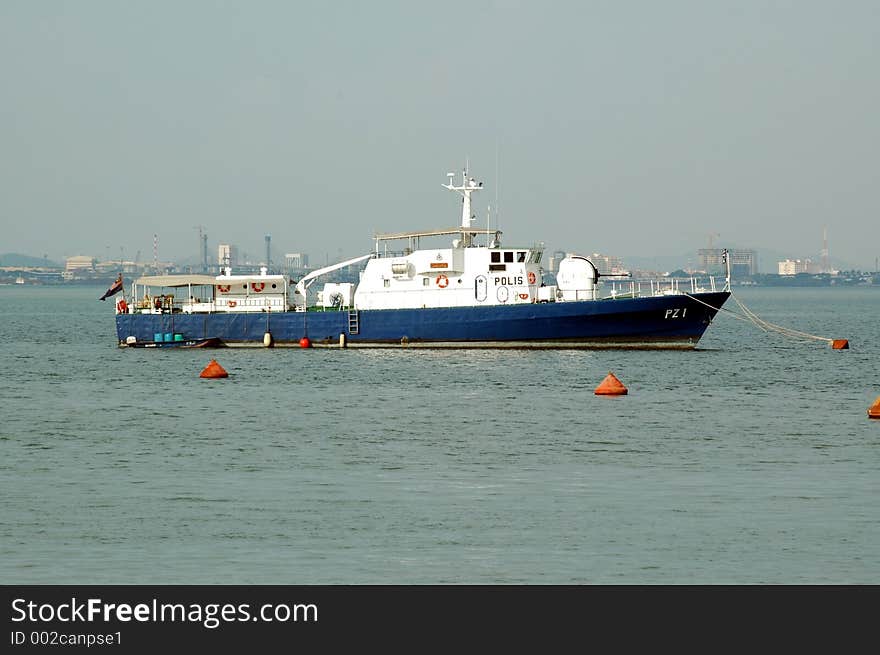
[{"xmin": 606, "ymin": 275, "xmax": 722, "ymax": 299}]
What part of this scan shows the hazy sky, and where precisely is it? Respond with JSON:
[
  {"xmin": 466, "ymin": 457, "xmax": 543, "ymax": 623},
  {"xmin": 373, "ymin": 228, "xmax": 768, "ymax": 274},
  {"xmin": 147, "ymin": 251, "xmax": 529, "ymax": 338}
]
[{"xmin": 2, "ymin": 1, "xmax": 878, "ymax": 270}]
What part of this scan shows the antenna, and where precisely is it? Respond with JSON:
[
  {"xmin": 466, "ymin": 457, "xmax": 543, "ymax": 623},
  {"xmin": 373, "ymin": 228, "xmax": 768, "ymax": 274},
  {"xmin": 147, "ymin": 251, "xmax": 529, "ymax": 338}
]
[
  {"xmin": 495, "ymin": 140, "xmax": 500, "ymax": 232},
  {"xmin": 486, "ymin": 204, "xmax": 491, "ymax": 245}
]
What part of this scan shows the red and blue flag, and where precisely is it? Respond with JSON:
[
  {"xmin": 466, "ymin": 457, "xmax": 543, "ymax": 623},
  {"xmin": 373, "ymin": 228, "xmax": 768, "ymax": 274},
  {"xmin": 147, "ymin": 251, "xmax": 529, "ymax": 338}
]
[{"xmin": 99, "ymin": 274, "xmax": 124, "ymax": 301}]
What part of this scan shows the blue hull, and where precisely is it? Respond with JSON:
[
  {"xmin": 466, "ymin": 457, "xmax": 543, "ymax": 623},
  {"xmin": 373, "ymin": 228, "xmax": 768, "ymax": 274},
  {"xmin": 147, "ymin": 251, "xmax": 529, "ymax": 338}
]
[
  {"xmin": 116, "ymin": 291, "xmax": 730, "ymax": 349},
  {"xmin": 125, "ymin": 337, "xmax": 223, "ymax": 349}
]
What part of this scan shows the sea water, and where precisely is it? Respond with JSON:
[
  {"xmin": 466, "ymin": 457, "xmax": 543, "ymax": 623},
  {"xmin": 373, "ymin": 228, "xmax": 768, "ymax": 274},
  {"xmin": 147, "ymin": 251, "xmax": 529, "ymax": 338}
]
[{"xmin": 1, "ymin": 285, "xmax": 878, "ymax": 583}]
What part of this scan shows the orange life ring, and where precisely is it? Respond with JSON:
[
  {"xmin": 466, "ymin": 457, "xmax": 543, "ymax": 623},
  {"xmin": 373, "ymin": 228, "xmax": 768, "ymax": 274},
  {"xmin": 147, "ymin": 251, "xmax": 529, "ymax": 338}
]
[
  {"xmin": 527, "ymin": 271, "xmax": 536, "ymax": 285},
  {"xmin": 228, "ymin": 300, "xmax": 237, "ymax": 308},
  {"xmin": 251, "ymin": 282, "xmax": 265, "ymax": 293},
  {"xmin": 436, "ymin": 274, "xmax": 449, "ymax": 288},
  {"xmin": 217, "ymin": 284, "xmax": 231, "ymax": 293},
  {"xmin": 116, "ymin": 298, "xmax": 128, "ymax": 313},
  {"xmin": 518, "ymin": 293, "xmax": 529, "ymax": 300}
]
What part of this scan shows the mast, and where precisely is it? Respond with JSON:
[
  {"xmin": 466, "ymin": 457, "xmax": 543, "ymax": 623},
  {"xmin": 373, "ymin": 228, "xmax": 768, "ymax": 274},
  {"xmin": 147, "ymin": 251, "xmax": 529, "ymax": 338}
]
[
  {"xmin": 442, "ymin": 166, "xmax": 483, "ymax": 246},
  {"xmin": 722, "ymin": 248, "xmax": 731, "ymax": 290}
]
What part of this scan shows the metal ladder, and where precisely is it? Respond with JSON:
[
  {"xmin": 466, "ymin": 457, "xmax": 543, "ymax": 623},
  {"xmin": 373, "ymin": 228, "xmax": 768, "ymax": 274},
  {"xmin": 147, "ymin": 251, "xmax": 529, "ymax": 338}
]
[{"xmin": 348, "ymin": 309, "xmax": 359, "ymax": 335}]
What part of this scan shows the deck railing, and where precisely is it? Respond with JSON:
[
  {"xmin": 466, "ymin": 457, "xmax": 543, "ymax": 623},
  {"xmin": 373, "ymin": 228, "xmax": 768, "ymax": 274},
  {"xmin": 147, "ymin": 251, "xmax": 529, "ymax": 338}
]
[{"xmin": 604, "ymin": 275, "xmax": 725, "ymax": 299}]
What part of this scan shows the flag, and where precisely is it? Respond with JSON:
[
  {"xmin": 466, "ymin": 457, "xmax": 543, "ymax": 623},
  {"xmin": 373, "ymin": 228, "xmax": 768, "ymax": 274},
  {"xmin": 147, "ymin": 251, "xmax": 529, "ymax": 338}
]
[{"xmin": 99, "ymin": 274, "xmax": 124, "ymax": 301}]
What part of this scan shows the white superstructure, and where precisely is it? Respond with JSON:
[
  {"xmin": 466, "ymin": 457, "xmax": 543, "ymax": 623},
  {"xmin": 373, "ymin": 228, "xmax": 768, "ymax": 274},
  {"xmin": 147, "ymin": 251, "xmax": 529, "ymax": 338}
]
[
  {"xmin": 354, "ymin": 242, "xmax": 546, "ymax": 309},
  {"xmin": 344, "ymin": 168, "xmax": 551, "ymax": 310}
]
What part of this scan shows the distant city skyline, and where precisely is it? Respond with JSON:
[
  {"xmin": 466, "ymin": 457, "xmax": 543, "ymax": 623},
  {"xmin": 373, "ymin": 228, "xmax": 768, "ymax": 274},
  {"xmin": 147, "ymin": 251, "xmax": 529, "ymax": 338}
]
[
  {"xmin": 1, "ymin": 219, "xmax": 872, "ymax": 276},
  {"xmin": 2, "ymin": 2, "xmax": 878, "ymax": 269},
  {"xmin": 6, "ymin": 235, "xmax": 873, "ymax": 278}
]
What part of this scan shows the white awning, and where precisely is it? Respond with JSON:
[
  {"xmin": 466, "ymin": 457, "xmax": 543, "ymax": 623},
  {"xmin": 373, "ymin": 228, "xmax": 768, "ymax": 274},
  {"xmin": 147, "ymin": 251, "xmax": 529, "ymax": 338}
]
[{"xmin": 134, "ymin": 275, "xmax": 218, "ymax": 287}]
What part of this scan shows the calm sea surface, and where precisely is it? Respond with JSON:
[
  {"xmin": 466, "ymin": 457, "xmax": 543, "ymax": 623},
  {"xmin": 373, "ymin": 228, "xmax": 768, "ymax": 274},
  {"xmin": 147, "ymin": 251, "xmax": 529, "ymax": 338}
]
[{"xmin": 1, "ymin": 285, "xmax": 878, "ymax": 583}]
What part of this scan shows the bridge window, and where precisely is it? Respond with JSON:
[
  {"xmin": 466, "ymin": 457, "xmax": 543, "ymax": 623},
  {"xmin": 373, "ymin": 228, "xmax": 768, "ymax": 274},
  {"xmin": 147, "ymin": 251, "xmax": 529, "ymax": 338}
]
[
  {"xmin": 503, "ymin": 252, "xmax": 514, "ymax": 263},
  {"xmin": 491, "ymin": 252, "xmax": 501, "ymax": 263},
  {"xmin": 517, "ymin": 252, "xmax": 526, "ymax": 262}
]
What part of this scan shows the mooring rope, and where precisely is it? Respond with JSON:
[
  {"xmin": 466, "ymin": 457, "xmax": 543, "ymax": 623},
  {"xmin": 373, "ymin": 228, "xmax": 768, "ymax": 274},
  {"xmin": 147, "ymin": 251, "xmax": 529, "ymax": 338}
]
[{"xmin": 683, "ymin": 291, "xmax": 833, "ymax": 345}]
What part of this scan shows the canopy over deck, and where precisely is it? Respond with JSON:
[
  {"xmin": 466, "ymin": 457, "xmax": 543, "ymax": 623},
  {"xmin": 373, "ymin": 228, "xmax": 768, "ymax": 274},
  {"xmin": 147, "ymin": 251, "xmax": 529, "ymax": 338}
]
[
  {"xmin": 374, "ymin": 227, "xmax": 498, "ymax": 241},
  {"xmin": 134, "ymin": 274, "xmax": 217, "ymax": 287}
]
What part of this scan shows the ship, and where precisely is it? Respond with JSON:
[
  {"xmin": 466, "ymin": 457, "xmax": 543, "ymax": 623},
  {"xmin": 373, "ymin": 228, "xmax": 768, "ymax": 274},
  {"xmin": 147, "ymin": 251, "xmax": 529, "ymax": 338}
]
[{"xmin": 114, "ymin": 167, "xmax": 730, "ymax": 349}]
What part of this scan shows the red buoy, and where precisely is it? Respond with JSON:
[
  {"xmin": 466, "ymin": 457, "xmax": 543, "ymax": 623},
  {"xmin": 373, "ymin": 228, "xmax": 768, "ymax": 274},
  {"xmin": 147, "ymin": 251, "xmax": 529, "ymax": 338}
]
[
  {"xmin": 831, "ymin": 339, "xmax": 849, "ymax": 350},
  {"xmin": 868, "ymin": 396, "xmax": 880, "ymax": 420},
  {"xmin": 299, "ymin": 337, "xmax": 312, "ymax": 348},
  {"xmin": 595, "ymin": 372, "xmax": 628, "ymax": 395},
  {"xmin": 199, "ymin": 359, "xmax": 228, "ymax": 379}
]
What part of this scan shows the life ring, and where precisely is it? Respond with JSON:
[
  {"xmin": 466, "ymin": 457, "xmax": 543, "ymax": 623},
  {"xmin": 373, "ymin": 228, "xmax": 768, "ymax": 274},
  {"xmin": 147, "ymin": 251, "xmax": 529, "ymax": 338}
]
[
  {"xmin": 217, "ymin": 284, "xmax": 230, "ymax": 293},
  {"xmin": 228, "ymin": 300, "xmax": 237, "ymax": 308},
  {"xmin": 527, "ymin": 271, "xmax": 536, "ymax": 285},
  {"xmin": 116, "ymin": 298, "xmax": 128, "ymax": 313},
  {"xmin": 436, "ymin": 274, "xmax": 449, "ymax": 288},
  {"xmin": 518, "ymin": 293, "xmax": 529, "ymax": 300},
  {"xmin": 251, "ymin": 282, "xmax": 265, "ymax": 293}
]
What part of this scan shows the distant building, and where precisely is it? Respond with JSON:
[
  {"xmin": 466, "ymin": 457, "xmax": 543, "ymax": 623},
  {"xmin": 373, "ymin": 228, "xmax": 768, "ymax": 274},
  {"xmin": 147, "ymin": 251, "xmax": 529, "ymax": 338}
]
[
  {"xmin": 589, "ymin": 253, "xmax": 628, "ymax": 276},
  {"xmin": 62, "ymin": 255, "xmax": 96, "ymax": 280},
  {"xmin": 729, "ymin": 250, "xmax": 758, "ymax": 277},
  {"xmin": 698, "ymin": 248, "xmax": 758, "ymax": 276},
  {"xmin": 697, "ymin": 248, "xmax": 724, "ymax": 272},
  {"xmin": 778, "ymin": 259, "xmax": 820, "ymax": 275},
  {"xmin": 96, "ymin": 260, "xmax": 140, "ymax": 275},
  {"xmin": 285, "ymin": 253, "xmax": 309, "ymax": 272},
  {"xmin": 218, "ymin": 244, "xmax": 238, "ymax": 268},
  {"xmin": 549, "ymin": 250, "xmax": 566, "ymax": 274},
  {"xmin": 65, "ymin": 255, "xmax": 95, "ymax": 272}
]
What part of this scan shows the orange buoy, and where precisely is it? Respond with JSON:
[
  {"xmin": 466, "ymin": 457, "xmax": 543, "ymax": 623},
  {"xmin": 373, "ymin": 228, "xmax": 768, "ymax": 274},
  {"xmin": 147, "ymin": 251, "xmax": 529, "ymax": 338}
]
[
  {"xmin": 595, "ymin": 372, "xmax": 628, "ymax": 395},
  {"xmin": 299, "ymin": 337, "xmax": 312, "ymax": 348},
  {"xmin": 199, "ymin": 359, "xmax": 228, "ymax": 379},
  {"xmin": 831, "ymin": 339, "xmax": 849, "ymax": 350},
  {"xmin": 868, "ymin": 396, "xmax": 880, "ymax": 419}
]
